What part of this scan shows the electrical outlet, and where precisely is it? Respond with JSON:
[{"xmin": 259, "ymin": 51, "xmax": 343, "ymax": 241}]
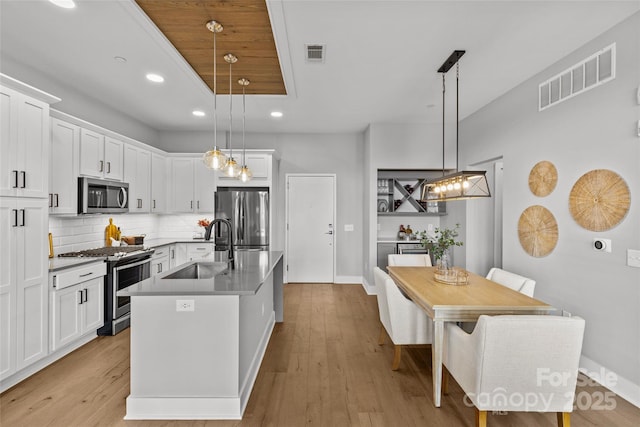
[
  {"xmin": 428, "ymin": 224, "xmax": 434, "ymax": 232},
  {"xmin": 344, "ymin": 224, "xmax": 354, "ymax": 232},
  {"xmin": 176, "ymin": 299, "xmax": 195, "ymax": 312},
  {"xmin": 562, "ymin": 309, "xmax": 572, "ymax": 317},
  {"xmin": 627, "ymin": 249, "xmax": 640, "ymax": 268}
]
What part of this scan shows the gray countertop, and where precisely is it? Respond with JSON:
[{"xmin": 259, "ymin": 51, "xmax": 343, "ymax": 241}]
[
  {"xmin": 118, "ymin": 250, "xmax": 283, "ymax": 297},
  {"xmin": 50, "ymin": 238, "xmax": 217, "ymax": 272},
  {"xmin": 48, "ymin": 256, "xmax": 107, "ymax": 272}
]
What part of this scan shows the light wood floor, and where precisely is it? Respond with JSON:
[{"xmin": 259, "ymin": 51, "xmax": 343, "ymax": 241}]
[{"xmin": 1, "ymin": 283, "xmax": 638, "ymax": 426}]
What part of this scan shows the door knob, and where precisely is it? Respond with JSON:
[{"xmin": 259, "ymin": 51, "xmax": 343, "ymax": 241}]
[{"xmin": 325, "ymin": 230, "xmax": 333, "ymax": 235}]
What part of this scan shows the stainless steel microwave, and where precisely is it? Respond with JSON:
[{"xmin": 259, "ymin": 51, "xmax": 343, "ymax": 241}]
[{"xmin": 78, "ymin": 177, "xmax": 129, "ymax": 214}]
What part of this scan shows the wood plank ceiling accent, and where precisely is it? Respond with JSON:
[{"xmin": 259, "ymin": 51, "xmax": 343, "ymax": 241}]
[{"xmin": 135, "ymin": 0, "xmax": 286, "ymax": 95}]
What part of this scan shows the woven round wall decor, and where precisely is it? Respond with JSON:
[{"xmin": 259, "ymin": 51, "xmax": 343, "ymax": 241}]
[
  {"xmin": 569, "ymin": 169, "xmax": 630, "ymax": 231},
  {"xmin": 528, "ymin": 160, "xmax": 558, "ymax": 197},
  {"xmin": 518, "ymin": 205, "xmax": 558, "ymax": 257}
]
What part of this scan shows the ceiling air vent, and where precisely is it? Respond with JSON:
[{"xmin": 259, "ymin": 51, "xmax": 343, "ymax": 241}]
[{"xmin": 305, "ymin": 44, "xmax": 326, "ymax": 63}]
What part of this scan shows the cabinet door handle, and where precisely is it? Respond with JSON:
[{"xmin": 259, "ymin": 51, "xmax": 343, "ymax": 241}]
[
  {"xmin": 12, "ymin": 170, "xmax": 18, "ymax": 188},
  {"xmin": 171, "ymin": 249, "xmax": 175, "ymax": 259},
  {"xmin": 79, "ymin": 272, "xmax": 93, "ymax": 278},
  {"xmin": 19, "ymin": 209, "xmax": 25, "ymax": 227},
  {"xmin": 19, "ymin": 171, "xmax": 26, "ymax": 188},
  {"xmin": 11, "ymin": 209, "xmax": 18, "ymax": 227},
  {"xmin": 197, "ymin": 200, "xmax": 200, "ymax": 209},
  {"xmin": 83, "ymin": 289, "xmax": 88, "ymax": 303},
  {"xmin": 107, "ymin": 162, "xmax": 111, "ymax": 173},
  {"xmin": 190, "ymin": 200, "xmax": 193, "ymax": 209},
  {"xmin": 99, "ymin": 160, "xmax": 104, "ymax": 172},
  {"xmin": 153, "ymin": 199, "xmax": 156, "ymax": 209},
  {"xmin": 49, "ymin": 194, "xmax": 53, "ymax": 208},
  {"xmin": 157, "ymin": 264, "xmax": 162, "ymax": 274},
  {"xmin": 78, "ymin": 290, "xmax": 84, "ymax": 305},
  {"xmin": 55, "ymin": 194, "xmax": 59, "ymax": 207}
]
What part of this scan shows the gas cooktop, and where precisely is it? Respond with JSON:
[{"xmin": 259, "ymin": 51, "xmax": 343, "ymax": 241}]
[{"xmin": 58, "ymin": 246, "xmax": 153, "ymax": 260}]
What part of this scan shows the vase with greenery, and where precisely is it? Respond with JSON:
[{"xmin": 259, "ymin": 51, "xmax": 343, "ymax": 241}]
[{"xmin": 418, "ymin": 224, "xmax": 464, "ymax": 271}]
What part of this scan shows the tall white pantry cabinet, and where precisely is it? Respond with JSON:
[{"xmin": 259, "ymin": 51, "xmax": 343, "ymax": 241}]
[{"xmin": 0, "ymin": 74, "xmax": 60, "ymax": 384}]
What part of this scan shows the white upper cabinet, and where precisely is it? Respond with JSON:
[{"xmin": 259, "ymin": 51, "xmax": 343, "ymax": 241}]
[
  {"xmin": 169, "ymin": 157, "xmax": 216, "ymax": 214},
  {"xmin": 124, "ymin": 145, "xmax": 151, "ymax": 213},
  {"xmin": 0, "ymin": 85, "xmax": 53, "ymax": 199},
  {"xmin": 215, "ymin": 151, "xmax": 274, "ymax": 187},
  {"xmin": 49, "ymin": 118, "xmax": 79, "ymax": 214},
  {"xmin": 151, "ymin": 153, "xmax": 167, "ymax": 213},
  {"xmin": 79, "ymin": 129, "xmax": 123, "ymax": 181}
]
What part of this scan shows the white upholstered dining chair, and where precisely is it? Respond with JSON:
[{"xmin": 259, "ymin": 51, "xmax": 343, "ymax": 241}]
[
  {"xmin": 443, "ymin": 315, "xmax": 585, "ymax": 427},
  {"xmin": 373, "ymin": 267, "xmax": 432, "ymax": 370},
  {"xmin": 486, "ymin": 267, "xmax": 536, "ymax": 297},
  {"xmin": 388, "ymin": 254, "xmax": 432, "ymax": 267}
]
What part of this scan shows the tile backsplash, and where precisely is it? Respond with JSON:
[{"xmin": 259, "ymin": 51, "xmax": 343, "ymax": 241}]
[{"xmin": 49, "ymin": 214, "xmax": 213, "ymax": 254}]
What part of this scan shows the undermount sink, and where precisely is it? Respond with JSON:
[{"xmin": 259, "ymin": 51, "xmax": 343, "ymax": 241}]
[{"xmin": 162, "ymin": 262, "xmax": 228, "ymax": 280}]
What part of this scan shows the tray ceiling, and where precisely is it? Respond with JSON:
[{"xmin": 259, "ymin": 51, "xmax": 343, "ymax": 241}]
[{"xmin": 135, "ymin": 0, "xmax": 286, "ymax": 95}]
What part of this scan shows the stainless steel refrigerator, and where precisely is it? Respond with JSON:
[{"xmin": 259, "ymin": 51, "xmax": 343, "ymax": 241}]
[{"xmin": 214, "ymin": 187, "xmax": 269, "ymax": 250}]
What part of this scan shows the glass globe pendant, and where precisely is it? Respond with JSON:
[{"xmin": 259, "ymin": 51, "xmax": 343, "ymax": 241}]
[
  {"xmin": 202, "ymin": 20, "xmax": 227, "ymax": 170},
  {"xmin": 237, "ymin": 78, "xmax": 252, "ymax": 182},
  {"xmin": 223, "ymin": 53, "xmax": 240, "ymax": 178}
]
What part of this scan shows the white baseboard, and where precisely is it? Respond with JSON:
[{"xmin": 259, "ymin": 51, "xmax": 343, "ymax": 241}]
[
  {"xmin": 579, "ymin": 355, "xmax": 640, "ymax": 408},
  {"xmin": 360, "ymin": 277, "xmax": 377, "ymax": 295},
  {"xmin": 334, "ymin": 275, "xmax": 362, "ymax": 284}
]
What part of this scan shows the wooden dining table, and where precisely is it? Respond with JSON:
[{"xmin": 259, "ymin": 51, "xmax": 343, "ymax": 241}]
[{"xmin": 387, "ymin": 266, "xmax": 555, "ymax": 407}]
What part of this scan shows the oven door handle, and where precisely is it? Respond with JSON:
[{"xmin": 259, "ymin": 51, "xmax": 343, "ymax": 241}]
[{"xmin": 113, "ymin": 257, "xmax": 151, "ymax": 273}]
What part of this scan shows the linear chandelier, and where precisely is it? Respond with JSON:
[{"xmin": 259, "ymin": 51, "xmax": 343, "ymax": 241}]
[{"xmin": 421, "ymin": 50, "xmax": 490, "ymax": 202}]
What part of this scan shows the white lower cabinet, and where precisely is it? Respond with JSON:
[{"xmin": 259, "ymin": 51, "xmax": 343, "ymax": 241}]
[
  {"xmin": 0, "ymin": 197, "xmax": 48, "ymax": 382},
  {"xmin": 49, "ymin": 262, "xmax": 106, "ymax": 352},
  {"xmin": 150, "ymin": 246, "xmax": 170, "ymax": 276},
  {"xmin": 173, "ymin": 243, "xmax": 188, "ymax": 267}
]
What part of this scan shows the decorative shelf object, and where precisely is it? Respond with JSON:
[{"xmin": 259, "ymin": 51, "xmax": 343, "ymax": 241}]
[
  {"xmin": 518, "ymin": 205, "xmax": 558, "ymax": 257},
  {"xmin": 528, "ymin": 160, "xmax": 558, "ymax": 197},
  {"xmin": 569, "ymin": 169, "xmax": 630, "ymax": 231},
  {"xmin": 377, "ymin": 170, "xmax": 447, "ymax": 216}
]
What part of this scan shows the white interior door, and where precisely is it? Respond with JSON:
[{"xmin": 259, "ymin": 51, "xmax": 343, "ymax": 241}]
[{"xmin": 286, "ymin": 175, "xmax": 335, "ymax": 283}]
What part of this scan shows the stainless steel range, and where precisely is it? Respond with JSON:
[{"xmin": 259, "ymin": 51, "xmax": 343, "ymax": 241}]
[{"xmin": 58, "ymin": 246, "xmax": 154, "ymax": 335}]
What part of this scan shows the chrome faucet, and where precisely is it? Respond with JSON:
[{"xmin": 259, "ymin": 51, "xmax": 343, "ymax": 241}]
[{"xmin": 204, "ymin": 218, "xmax": 235, "ymax": 269}]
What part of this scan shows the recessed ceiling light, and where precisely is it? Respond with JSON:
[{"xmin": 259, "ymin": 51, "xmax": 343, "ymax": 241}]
[
  {"xmin": 114, "ymin": 56, "xmax": 127, "ymax": 63},
  {"xmin": 192, "ymin": 110, "xmax": 205, "ymax": 117},
  {"xmin": 49, "ymin": 0, "xmax": 76, "ymax": 9},
  {"xmin": 270, "ymin": 111, "xmax": 283, "ymax": 118},
  {"xmin": 146, "ymin": 73, "xmax": 164, "ymax": 83}
]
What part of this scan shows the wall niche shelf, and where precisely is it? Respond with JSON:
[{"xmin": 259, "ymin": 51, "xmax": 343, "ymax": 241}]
[{"xmin": 377, "ymin": 169, "xmax": 448, "ymax": 216}]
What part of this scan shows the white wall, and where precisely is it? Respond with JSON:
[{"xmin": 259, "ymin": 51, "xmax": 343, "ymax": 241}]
[
  {"xmin": 1, "ymin": 55, "xmax": 159, "ymax": 145},
  {"xmin": 459, "ymin": 12, "xmax": 640, "ymax": 396}
]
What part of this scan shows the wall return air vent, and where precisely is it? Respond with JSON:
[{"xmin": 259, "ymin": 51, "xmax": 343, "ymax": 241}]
[
  {"xmin": 305, "ymin": 44, "xmax": 326, "ymax": 63},
  {"xmin": 539, "ymin": 43, "xmax": 615, "ymax": 111}
]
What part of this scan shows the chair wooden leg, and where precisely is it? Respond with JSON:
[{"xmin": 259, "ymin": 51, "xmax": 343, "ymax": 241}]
[
  {"xmin": 442, "ymin": 366, "xmax": 450, "ymax": 395},
  {"xmin": 557, "ymin": 412, "xmax": 571, "ymax": 427},
  {"xmin": 391, "ymin": 345, "xmax": 402, "ymax": 370},
  {"xmin": 378, "ymin": 324, "xmax": 386, "ymax": 345},
  {"xmin": 475, "ymin": 409, "xmax": 487, "ymax": 427}
]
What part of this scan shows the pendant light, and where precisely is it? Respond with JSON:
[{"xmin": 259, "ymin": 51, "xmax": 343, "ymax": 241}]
[
  {"xmin": 238, "ymin": 78, "xmax": 253, "ymax": 182},
  {"xmin": 223, "ymin": 53, "xmax": 241, "ymax": 178},
  {"xmin": 421, "ymin": 50, "xmax": 490, "ymax": 202},
  {"xmin": 202, "ymin": 20, "xmax": 227, "ymax": 170}
]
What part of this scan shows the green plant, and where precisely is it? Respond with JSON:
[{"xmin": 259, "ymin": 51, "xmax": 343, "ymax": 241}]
[{"xmin": 419, "ymin": 224, "xmax": 464, "ymax": 261}]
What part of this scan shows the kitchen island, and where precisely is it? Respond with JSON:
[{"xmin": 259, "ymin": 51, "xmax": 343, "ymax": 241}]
[{"xmin": 118, "ymin": 250, "xmax": 284, "ymax": 420}]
